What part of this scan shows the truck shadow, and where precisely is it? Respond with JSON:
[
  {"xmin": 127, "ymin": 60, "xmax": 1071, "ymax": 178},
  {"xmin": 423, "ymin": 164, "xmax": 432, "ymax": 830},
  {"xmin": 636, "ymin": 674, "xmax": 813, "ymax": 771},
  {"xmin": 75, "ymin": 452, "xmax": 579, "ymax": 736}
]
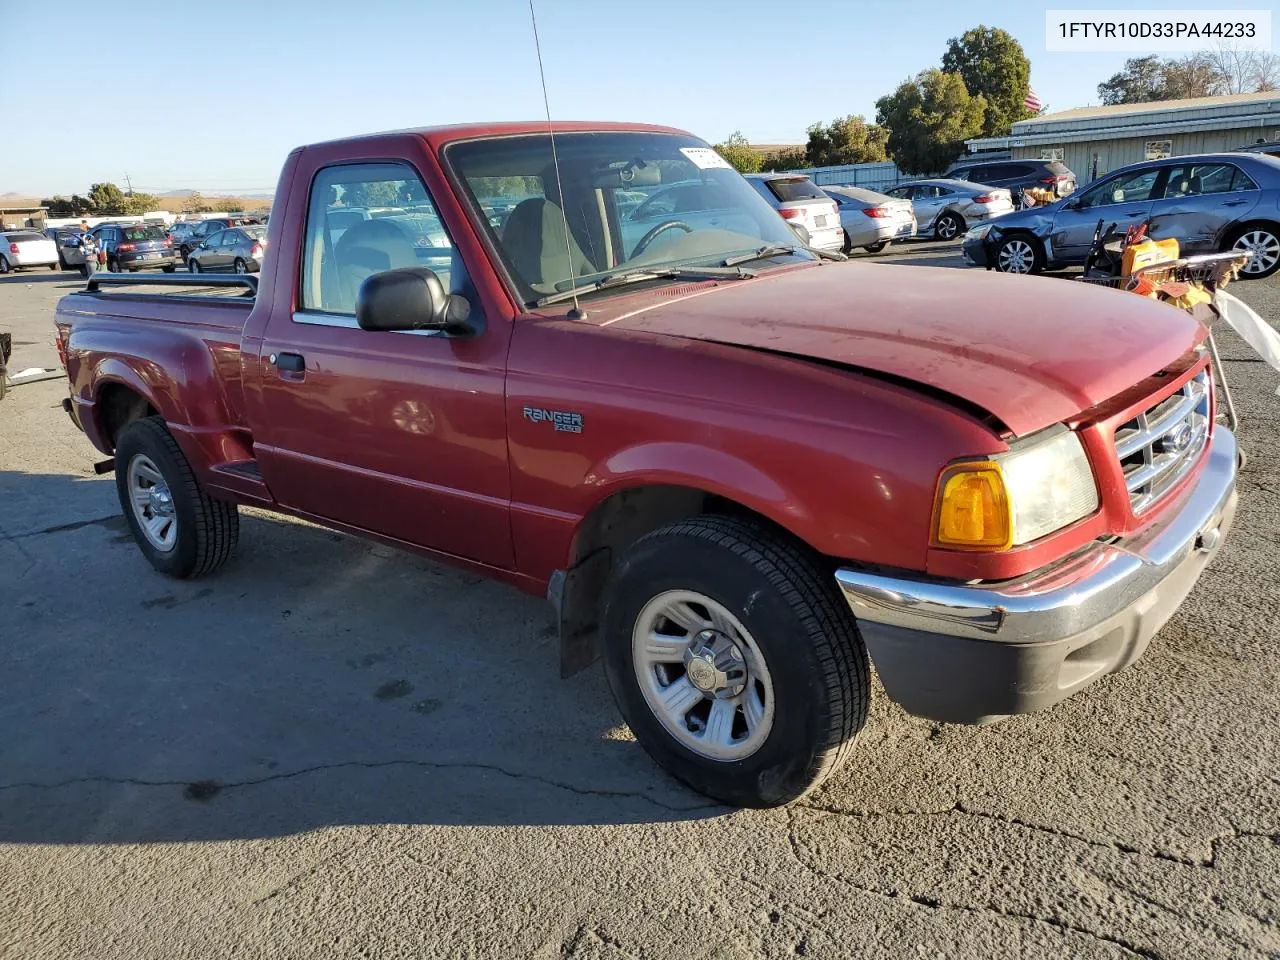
[{"xmin": 0, "ymin": 470, "xmax": 723, "ymax": 844}]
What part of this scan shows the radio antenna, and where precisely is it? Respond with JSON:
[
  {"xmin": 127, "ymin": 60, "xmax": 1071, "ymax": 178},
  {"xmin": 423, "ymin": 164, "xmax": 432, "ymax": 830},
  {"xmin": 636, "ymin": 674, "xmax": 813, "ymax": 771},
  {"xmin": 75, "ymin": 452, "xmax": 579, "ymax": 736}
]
[{"xmin": 528, "ymin": 0, "xmax": 584, "ymax": 318}]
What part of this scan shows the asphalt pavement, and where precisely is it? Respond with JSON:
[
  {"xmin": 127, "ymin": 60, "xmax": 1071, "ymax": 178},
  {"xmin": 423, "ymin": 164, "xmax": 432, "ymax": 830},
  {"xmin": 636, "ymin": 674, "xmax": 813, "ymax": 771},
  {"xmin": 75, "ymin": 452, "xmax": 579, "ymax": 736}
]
[{"xmin": 1, "ymin": 251, "xmax": 1278, "ymax": 959}]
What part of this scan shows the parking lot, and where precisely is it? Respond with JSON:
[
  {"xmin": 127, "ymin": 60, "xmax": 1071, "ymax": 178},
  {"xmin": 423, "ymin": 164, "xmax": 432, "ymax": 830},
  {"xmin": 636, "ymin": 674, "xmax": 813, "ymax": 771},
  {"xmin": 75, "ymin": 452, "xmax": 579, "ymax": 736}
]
[{"xmin": 1, "ymin": 244, "xmax": 1278, "ymax": 959}]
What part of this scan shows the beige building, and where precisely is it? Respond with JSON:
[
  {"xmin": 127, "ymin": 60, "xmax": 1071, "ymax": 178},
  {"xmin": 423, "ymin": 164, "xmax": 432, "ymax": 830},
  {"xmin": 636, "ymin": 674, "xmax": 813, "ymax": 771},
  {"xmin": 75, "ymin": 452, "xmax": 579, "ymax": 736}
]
[
  {"xmin": 965, "ymin": 90, "xmax": 1280, "ymax": 183},
  {"xmin": 0, "ymin": 206, "xmax": 48, "ymax": 230}
]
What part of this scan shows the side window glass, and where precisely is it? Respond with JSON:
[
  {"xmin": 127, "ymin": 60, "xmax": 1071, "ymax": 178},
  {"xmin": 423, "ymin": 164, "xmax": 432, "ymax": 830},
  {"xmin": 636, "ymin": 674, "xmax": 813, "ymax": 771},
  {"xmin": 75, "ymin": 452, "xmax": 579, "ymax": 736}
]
[
  {"xmin": 1231, "ymin": 166, "xmax": 1259, "ymax": 191},
  {"xmin": 1191, "ymin": 164, "xmax": 1235, "ymax": 196},
  {"xmin": 1084, "ymin": 169, "xmax": 1159, "ymax": 207},
  {"xmin": 301, "ymin": 162, "xmax": 465, "ymax": 317}
]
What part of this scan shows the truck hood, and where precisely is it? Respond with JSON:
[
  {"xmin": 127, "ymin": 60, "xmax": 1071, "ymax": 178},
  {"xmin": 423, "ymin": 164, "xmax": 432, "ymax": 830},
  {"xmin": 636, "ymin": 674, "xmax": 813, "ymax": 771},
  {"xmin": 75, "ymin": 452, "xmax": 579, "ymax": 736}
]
[{"xmin": 596, "ymin": 262, "xmax": 1204, "ymax": 436}]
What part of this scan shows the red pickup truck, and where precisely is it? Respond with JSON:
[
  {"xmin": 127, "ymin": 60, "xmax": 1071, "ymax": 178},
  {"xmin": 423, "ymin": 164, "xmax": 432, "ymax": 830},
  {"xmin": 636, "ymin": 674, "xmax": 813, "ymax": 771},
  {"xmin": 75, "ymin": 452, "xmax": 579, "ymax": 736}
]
[{"xmin": 56, "ymin": 122, "xmax": 1238, "ymax": 807}]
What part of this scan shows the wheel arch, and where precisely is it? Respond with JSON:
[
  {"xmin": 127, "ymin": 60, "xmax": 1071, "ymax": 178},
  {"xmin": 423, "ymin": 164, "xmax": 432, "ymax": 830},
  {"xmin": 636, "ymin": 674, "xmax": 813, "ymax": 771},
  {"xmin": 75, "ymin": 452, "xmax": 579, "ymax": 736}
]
[
  {"xmin": 91, "ymin": 368, "xmax": 161, "ymax": 452},
  {"xmin": 553, "ymin": 479, "xmax": 819, "ymax": 679}
]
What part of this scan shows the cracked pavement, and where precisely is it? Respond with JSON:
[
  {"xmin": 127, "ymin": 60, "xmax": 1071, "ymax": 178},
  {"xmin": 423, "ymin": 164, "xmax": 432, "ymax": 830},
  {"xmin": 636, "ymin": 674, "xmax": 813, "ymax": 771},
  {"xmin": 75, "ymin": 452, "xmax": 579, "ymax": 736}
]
[{"xmin": 1, "ymin": 252, "xmax": 1279, "ymax": 958}]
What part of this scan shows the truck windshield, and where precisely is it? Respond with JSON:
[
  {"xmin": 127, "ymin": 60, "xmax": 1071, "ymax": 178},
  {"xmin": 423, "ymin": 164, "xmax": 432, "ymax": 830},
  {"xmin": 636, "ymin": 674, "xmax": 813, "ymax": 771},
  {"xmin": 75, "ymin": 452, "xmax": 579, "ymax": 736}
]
[{"xmin": 446, "ymin": 131, "xmax": 809, "ymax": 303}]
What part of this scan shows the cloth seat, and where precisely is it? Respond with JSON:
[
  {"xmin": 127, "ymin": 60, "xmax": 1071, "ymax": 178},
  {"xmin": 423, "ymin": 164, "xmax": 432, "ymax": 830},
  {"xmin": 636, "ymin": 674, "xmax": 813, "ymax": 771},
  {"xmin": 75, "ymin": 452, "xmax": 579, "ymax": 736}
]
[{"xmin": 500, "ymin": 198, "xmax": 593, "ymax": 293}]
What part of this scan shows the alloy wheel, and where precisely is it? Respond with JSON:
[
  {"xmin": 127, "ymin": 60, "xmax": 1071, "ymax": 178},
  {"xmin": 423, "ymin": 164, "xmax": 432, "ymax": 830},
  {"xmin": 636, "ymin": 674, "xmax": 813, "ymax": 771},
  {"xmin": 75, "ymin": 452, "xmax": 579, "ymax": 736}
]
[
  {"xmin": 997, "ymin": 238, "xmax": 1035, "ymax": 273},
  {"xmin": 1233, "ymin": 229, "xmax": 1280, "ymax": 276}
]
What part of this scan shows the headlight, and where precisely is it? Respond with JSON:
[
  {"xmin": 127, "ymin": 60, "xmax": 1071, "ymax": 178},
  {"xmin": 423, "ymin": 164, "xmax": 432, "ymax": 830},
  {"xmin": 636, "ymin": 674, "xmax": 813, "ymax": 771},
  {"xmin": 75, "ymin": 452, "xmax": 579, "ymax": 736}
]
[
  {"xmin": 965, "ymin": 224, "xmax": 993, "ymax": 242},
  {"xmin": 932, "ymin": 427, "xmax": 1099, "ymax": 551}
]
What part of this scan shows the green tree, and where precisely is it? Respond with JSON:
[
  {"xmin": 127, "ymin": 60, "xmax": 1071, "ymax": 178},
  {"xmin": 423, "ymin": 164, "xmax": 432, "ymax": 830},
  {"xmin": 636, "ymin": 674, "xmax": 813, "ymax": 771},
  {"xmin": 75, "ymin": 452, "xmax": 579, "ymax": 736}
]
[
  {"xmin": 214, "ymin": 198, "xmax": 243, "ymax": 212},
  {"xmin": 87, "ymin": 182, "xmax": 127, "ymax": 215},
  {"xmin": 760, "ymin": 148, "xmax": 808, "ymax": 172},
  {"xmin": 1097, "ymin": 54, "xmax": 1224, "ymax": 104},
  {"xmin": 713, "ymin": 131, "xmax": 762, "ymax": 173},
  {"xmin": 876, "ymin": 69, "xmax": 986, "ymax": 175},
  {"xmin": 121, "ymin": 193, "xmax": 159, "ymax": 215},
  {"xmin": 342, "ymin": 181, "xmax": 401, "ymax": 207},
  {"xmin": 941, "ymin": 26, "xmax": 1032, "ymax": 136},
  {"xmin": 804, "ymin": 115, "xmax": 889, "ymax": 167}
]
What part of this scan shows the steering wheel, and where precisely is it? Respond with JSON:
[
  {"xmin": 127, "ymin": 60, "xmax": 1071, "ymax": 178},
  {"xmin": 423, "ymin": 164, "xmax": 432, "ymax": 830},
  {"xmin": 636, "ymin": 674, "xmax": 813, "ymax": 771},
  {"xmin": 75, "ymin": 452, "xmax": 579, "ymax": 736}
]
[{"xmin": 631, "ymin": 220, "xmax": 693, "ymax": 258}]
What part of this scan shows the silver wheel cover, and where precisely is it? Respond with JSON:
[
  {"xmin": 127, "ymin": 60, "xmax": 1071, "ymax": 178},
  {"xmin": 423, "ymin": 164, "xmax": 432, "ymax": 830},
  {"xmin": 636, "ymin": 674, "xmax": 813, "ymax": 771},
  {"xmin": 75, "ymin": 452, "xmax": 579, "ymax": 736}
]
[{"xmin": 632, "ymin": 589, "xmax": 775, "ymax": 762}]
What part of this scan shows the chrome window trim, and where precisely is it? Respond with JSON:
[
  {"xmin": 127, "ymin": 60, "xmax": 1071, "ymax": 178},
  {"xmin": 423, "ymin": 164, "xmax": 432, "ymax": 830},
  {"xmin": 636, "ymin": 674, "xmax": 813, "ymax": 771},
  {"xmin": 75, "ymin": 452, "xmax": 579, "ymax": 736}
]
[{"xmin": 290, "ymin": 310, "xmax": 446, "ymax": 338}]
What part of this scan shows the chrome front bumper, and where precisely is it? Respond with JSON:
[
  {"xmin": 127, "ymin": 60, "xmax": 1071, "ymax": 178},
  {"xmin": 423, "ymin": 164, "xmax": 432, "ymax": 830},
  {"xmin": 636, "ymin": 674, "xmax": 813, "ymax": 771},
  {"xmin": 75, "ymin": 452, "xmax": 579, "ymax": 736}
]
[{"xmin": 834, "ymin": 428, "xmax": 1239, "ymax": 723}]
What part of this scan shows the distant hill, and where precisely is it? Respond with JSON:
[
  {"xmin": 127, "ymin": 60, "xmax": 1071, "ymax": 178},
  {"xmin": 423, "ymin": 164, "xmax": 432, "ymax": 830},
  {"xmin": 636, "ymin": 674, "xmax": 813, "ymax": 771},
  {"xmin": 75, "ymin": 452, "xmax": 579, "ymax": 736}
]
[{"xmin": 1, "ymin": 193, "xmax": 272, "ymax": 214}]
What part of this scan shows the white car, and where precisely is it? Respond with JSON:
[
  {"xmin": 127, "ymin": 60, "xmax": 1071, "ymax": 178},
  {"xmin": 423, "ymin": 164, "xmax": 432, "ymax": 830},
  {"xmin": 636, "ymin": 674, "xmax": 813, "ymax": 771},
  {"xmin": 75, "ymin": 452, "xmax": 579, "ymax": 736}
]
[
  {"xmin": 0, "ymin": 230, "xmax": 60, "ymax": 273},
  {"xmin": 743, "ymin": 174, "xmax": 845, "ymax": 252}
]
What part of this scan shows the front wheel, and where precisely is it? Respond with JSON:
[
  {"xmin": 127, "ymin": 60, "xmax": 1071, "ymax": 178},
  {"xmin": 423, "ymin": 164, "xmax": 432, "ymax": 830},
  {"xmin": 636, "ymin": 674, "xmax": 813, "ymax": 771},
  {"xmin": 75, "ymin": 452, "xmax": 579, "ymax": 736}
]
[
  {"xmin": 114, "ymin": 416, "xmax": 239, "ymax": 578},
  {"xmin": 863, "ymin": 241, "xmax": 888, "ymax": 253},
  {"xmin": 1229, "ymin": 224, "xmax": 1280, "ymax": 279},
  {"xmin": 162, "ymin": 265, "xmax": 176, "ymax": 273},
  {"xmin": 934, "ymin": 212, "xmax": 963, "ymax": 241},
  {"xmin": 0, "ymin": 256, "xmax": 9, "ymax": 274},
  {"xmin": 602, "ymin": 516, "xmax": 870, "ymax": 807},
  {"xmin": 993, "ymin": 235, "xmax": 1043, "ymax": 274},
  {"xmin": 188, "ymin": 259, "xmax": 201, "ymax": 273}
]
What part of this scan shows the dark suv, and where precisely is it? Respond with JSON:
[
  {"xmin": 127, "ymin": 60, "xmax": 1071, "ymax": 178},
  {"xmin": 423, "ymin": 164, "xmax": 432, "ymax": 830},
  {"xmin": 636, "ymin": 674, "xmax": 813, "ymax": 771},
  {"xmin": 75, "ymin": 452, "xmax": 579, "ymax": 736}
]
[
  {"xmin": 945, "ymin": 158, "xmax": 1077, "ymax": 200},
  {"xmin": 92, "ymin": 223, "xmax": 177, "ymax": 272}
]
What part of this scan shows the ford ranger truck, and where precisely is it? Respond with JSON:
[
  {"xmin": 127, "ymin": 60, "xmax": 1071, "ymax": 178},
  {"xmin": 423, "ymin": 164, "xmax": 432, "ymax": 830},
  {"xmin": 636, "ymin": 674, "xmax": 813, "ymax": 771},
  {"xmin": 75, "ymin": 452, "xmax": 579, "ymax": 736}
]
[{"xmin": 55, "ymin": 122, "xmax": 1238, "ymax": 807}]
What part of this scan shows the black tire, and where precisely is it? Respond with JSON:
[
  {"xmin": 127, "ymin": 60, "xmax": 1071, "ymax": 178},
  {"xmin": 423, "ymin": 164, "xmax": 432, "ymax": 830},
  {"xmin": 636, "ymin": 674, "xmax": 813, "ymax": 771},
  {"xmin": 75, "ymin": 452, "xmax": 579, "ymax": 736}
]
[
  {"xmin": 993, "ymin": 234, "xmax": 1044, "ymax": 274},
  {"xmin": 162, "ymin": 265, "xmax": 176, "ymax": 273},
  {"xmin": 107, "ymin": 259, "xmax": 118, "ymax": 273},
  {"xmin": 0, "ymin": 255, "xmax": 9, "ymax": 274},
  {"xmin": 233, "ymin": 258, "xmax": 247, "ymax": 274},
  {"xmin": 114, "ymin": 415, "xmax": 239, "ymax": 578},
  {"xmin": 934, "ymin": 212, "xmax": 964, "ymax": 241},
  {"xmin": 189, "ymin": 259, "xmax": 201, "ymax": 273},
  {"xmin": 1225, "ymin": 222, "xmax": 1280, "ymax": 280},
  {"xmin": 49, "ymin": 263, "xmax": 60, "ymax": 271},
  {"xmin": 841, "ymin": 230, "xmax": 852, "ymax": 254},
  {"xmin": 79, "ymin": 264, "xmax": 89, "ymax": 278},
  {"xmin": 602, "ymin": 516, "xmax": 870, "ymax": 807},
  {"xmin": 863, "ymin": 241, "xmax": 888, "ymax": 253}
]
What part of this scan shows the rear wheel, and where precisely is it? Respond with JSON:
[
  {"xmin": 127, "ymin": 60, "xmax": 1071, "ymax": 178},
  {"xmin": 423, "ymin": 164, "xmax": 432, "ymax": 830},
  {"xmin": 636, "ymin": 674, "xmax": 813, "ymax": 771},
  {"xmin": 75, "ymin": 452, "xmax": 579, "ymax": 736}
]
[
  {"xmin": 162, "ymin": 265, "xmax": 176, "ymax": 273},
  {"xmin": 934, "ymin": 212, "xmax": 963, "ymax": 241},
  {"xmin": 107, "ymin": 258, "xmax": 118, "ymax": 273},
  {"xmin": 233, "ymin": 258, "xmax": 247, "ymax": 274},
  {"xmin": 1228, "ymin": 224, "xmax": 1280, "ymax": 279},
  {"xmin": 863, "ymin": 241, "xmax": 888, "ymax": 253},
  {"xmin": 0, "ymin": 256, "xmax": 9, "ymax": 274},
  {"xmin": 994, "ymin": 235, "xmax": 1043, "ymax": 274},
  {"xmin": 114, "ymin": 415, "xmax": 239, "ymax": 578},
  {"xmin": 189, "ymin": 259, "xmax": 201, "ymax": 273},
  {"xmin": 602, "ymin": 516, "xmax": 870, "ymax": 807}
]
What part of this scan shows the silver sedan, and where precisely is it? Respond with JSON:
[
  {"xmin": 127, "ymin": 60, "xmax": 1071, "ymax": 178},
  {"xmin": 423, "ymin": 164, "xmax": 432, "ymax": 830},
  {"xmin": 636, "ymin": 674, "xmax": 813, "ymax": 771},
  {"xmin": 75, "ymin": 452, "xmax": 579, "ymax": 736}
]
[
  {"xmin": 883, "ymin": 179, "xmax": 1014, "ymax": 241},
  {"xmin": 822, "ymin": 186, "xmax": 916, "ymax": 253}
]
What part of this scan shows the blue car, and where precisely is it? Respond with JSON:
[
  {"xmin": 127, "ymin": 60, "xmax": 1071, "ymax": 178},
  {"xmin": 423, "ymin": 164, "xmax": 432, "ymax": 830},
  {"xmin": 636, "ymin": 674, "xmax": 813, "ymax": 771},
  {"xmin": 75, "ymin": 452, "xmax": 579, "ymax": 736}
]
[{"xmin": 962, "ymin": 152, "xmax": 1280, "ymax": 279}]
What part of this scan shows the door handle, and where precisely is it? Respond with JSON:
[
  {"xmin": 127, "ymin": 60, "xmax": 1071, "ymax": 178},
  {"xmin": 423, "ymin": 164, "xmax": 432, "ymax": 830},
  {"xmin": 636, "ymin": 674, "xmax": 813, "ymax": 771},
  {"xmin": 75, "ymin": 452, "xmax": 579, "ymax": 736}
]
[
  {"xmin": 1126, "ymin": 209, "xmax": 1147, "ymax": 216},
  {"xmin": 1221, "ymin": 199, "xmax": 1248, "ymax": 206},
  {"xmin": 270, "ymin": 352, "xmax": 305, "ymax": 373}
]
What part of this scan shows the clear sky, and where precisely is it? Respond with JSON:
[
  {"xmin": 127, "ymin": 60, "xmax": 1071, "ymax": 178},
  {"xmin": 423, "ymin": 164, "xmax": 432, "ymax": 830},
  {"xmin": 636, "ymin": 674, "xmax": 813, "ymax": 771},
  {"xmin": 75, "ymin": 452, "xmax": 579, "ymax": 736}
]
[{"xmin": 1, "ymin": 0, "xmax": 1270, "ymax": 196}]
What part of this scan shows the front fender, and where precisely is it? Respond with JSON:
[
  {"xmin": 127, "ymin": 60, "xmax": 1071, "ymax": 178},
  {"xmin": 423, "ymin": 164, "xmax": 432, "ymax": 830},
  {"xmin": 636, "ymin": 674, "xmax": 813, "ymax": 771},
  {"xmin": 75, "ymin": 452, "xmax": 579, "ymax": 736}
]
[{"xmin": 588, "ymin": 441, "xmax": 815, "ymax": 539}]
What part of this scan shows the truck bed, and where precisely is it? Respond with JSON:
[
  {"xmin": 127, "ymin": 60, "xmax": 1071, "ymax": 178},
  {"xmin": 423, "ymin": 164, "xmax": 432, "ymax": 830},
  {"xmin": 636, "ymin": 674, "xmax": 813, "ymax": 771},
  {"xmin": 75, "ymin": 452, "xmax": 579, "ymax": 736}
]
[{"xmin": 56, "ymin": 273, "xmax": 262, "ymax": 502}]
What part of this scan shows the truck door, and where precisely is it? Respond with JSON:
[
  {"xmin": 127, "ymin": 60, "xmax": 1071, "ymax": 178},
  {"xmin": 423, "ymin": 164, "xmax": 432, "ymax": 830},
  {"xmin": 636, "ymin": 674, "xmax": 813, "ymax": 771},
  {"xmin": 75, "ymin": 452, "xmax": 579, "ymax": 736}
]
[{"xmin": 254, "ymin": 160, "xmax": 514, "ymax": 568}]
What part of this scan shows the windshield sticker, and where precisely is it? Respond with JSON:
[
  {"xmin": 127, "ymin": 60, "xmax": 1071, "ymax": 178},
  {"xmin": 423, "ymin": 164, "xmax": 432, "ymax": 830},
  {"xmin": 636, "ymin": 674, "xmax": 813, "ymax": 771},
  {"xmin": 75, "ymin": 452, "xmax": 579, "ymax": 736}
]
[{"xmin": 679, "ymin": 147, "xmax": 732, "ymax": 171}]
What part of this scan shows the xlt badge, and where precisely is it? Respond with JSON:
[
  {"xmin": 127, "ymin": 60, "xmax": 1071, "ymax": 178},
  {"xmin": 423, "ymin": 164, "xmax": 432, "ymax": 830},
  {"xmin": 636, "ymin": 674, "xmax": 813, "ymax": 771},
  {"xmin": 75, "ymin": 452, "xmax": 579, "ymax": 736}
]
[{"xmin": 523, "ymin": 406, "xmax": 583, "ymax": 434}]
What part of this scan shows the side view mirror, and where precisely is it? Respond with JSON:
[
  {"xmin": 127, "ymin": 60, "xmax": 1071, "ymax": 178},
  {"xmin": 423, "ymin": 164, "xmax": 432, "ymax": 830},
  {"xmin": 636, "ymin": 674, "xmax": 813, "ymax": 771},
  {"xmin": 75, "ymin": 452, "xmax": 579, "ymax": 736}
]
[
  {"xmin": 1061, "ymin": 197, "xmax": 1080, "ymax": 211},
  {"xmin": 788, "ymin": 222, "xmax": 811, "ymax": 246},
  {"xmin": 357, "ymin": 267, "xmax": 475, "ymax": 335}
]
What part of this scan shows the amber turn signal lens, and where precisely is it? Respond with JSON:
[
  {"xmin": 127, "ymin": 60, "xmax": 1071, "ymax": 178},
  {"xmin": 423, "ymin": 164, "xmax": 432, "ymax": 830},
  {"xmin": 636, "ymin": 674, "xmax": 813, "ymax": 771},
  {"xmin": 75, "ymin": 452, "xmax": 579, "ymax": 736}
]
[{"xmin": 932, "ymin": 463, "xmax": 1013, "ymax": 550}]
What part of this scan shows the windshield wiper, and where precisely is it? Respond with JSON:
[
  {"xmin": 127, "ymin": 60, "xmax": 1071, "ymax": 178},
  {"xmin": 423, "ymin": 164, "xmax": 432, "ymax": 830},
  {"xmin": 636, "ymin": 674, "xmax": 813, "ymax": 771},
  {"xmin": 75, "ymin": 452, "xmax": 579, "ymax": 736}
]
[
  {"xmin": 534, "ymin": 265, "xmax": 755, "ymax": 308},
  {"xmin": 721, "ymin": 244, "xmax": 848, "ymax": 267}
]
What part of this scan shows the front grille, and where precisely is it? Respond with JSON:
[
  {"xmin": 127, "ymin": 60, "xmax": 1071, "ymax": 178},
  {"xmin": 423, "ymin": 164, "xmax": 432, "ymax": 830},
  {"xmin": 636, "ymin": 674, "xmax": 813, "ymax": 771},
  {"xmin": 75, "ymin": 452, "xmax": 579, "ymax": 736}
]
[{"xmin": 1113, "ymin": 370, "xmax": 1210, "ymax": 514}]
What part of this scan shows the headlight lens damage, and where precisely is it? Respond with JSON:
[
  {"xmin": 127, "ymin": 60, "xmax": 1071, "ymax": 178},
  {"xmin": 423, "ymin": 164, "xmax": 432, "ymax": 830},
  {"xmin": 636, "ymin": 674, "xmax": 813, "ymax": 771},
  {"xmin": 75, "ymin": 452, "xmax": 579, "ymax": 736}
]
[{"xmin": 933, "ymin": 426, "xmax": 1099, "ymax": 551}]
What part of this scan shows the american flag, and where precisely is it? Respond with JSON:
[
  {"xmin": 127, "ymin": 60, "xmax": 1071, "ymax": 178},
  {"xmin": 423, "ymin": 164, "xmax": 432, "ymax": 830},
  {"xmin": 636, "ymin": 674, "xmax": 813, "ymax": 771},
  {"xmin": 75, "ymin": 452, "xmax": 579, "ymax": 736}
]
[{"xmin": 1024, "ymin": 88, "xmax": 1042, "ymax": 112}]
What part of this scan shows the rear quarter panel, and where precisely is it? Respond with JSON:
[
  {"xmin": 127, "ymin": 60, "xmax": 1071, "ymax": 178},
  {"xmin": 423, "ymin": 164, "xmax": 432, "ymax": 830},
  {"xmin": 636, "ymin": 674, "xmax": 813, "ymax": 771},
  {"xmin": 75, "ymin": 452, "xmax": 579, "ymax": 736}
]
[{"xmin": 58, "ymin": 291, "xmax": 255, "ymax": 475}]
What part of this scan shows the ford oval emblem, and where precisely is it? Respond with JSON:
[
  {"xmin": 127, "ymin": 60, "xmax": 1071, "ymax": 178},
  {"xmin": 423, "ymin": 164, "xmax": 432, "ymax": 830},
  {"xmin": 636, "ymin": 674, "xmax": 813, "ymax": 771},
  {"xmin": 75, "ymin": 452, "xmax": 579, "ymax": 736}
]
[{"xmin": 1161, "ymin": 421, "xmax": 1194, "ymax": 454}]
